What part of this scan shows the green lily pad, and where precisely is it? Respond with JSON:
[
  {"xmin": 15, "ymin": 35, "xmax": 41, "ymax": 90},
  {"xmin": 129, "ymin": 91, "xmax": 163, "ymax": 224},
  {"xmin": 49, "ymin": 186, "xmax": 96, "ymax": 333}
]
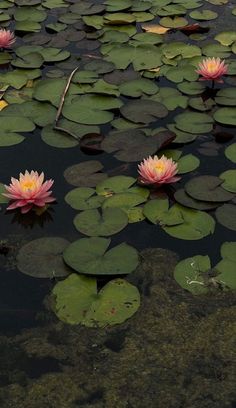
[
  {"xmin": 177, "ymin": 154, "xmax": 200, "ymax": 174},
  {"xmin": 119, "ymin": 78, "xmax": 158, "ymax": 97},
  {"xmin": 12, "ymin": 52, "xmax": 44, "ymax": 69},
  {"xmin": 2, "ymin": 101, "xmax": 56, "ymax": 127},
  {"xmin": 215, "ymin": 31, "xmax": 236, "ymax": 46},
  {"xmin": 219, "ymin": 170, "xmax": 236, "ymax": 193},
  {"xmin": 214, "ymin": 108, "xmax": 236, "ymax": 126},
  {"xmin": 102, "ymin": 192, "xmax": 147, "ymax": 221},
  {"xmin": 65, "ymin": 187, "xmax": 105, "ymax": 210},
  {"xmin": 73, "ymin": 207, "xmax": 128, "ymax": 236},
  {"xmin": 96, "ymin": 176, "xmax": 136, "ymax": 196},
  {"xmin": 202, "ymin": 43, "xmax": 231, "ymax": 58},
  {"xmin": 174, "ymin": 112, "xmax": 214, "ymax": 134},
  {"xmin": 63, "ymin": 237, "xmax": 139, "ymax": 275},
  {"xmin": 120, "ymin": 99, "xmax": 168, "ymax": 124},
  {"xmin": 17, "ymin": 237, "xmax": 71, "ymax": 278},
  {"xmin": 0, "ymin": 183, "xmax": 8, "ymax": 204},
  {"xmin": 159, "ymin": 16, "xmax": 188, "ymax": 28},
  {"xmin": 221, "ymin": 241, "xmax": 236, "ymax": 262},
  {"xmin": 215, "ymin": 204, "xmax": 236, "ymax": 231},
  {"xmin": 0, "ymin": 116, "xmax": 35, "ymax": 147},
  {"xmin": 143, "ymin": 194, "xmax": 169, "ymax": 224},
  {"xmin": 174, "ymin": 255, "xmax": 211, "ymax": 294},
  {"xmin": 225, "ymin": 143, "xmax": 236, "ymax": 163},
  {"xmin": 215, "ymin": 88, "xmax": 236, "ymax": 106},
  {"xmin": 163, "ymin": 204, "xmax": 215, "ymax": 240},
  {"xmin": 62, "ymin": 94, "xmax": 122, "ymax": 125},
  {"xmin": 185, "ymin": 176, "xmax": 235, "ymax": 202},
  {"xmin": 52, "ymin": 274, "xmax": 140, "ymax": 327},
  {"xmin": 174, "ymin": 189, "xmax": 219, "ymax": 210},
  {"xmin": 189, "ymin": 9, "xmax": 218, "ymax": 20},
  {"xmin": 64, "ymin": 161, "xmax": 107, "ymax": 187}
]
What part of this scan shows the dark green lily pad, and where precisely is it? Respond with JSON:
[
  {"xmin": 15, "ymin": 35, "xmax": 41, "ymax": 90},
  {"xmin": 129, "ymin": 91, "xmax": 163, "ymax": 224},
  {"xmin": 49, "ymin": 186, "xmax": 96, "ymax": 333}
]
[
  {"xmin": 101, "ymin": 129, "xmax": 175, "ymax": 162},
  {"xmin": 64, "ymin": 161, "xmax": 107, "ymax": 187},
  {"xmin": 63, "ymin": 237, "xmax": 139, "ymax": 275},
  {"xmin": 73, "ymin": 207, "xmax": 128, "ymax": 236},
  {"xmin": 0, "ymin": 116, "xmax": 35, "ymax": 147},
  {"xmin": 221, "ymin": 242, "xmax": 236, "ymax": 262},
  {"xmin": 185, "ymin": 176, "xmax": 235, "ymax": 202},
  {"xmin": 225, "ymin": 143, "xmax": 236, "ymax": 164},
  {"xmin": 17, "ymin": 237, "xmax": 71, "ymax": 278},
  {"xmin": 174, "ymin": 189, "xmax": 220, "ymax": 210},
  {"xmin": 215, "ymin": 204, "xmax": 236, "ymax": 231},
  {"xmin": 120, "ymin": 99, "xmax": 168, "ymax": 124},
  {"xmin": 52, "ymin": 274, "xmax": 140, "ymax": 326}
]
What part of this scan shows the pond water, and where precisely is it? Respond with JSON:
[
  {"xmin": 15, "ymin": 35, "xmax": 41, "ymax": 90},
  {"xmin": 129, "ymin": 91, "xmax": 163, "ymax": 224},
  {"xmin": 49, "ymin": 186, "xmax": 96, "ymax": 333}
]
[{"xmin": 0, "ymin": 0, "xmax": 236, "ymax": 407}]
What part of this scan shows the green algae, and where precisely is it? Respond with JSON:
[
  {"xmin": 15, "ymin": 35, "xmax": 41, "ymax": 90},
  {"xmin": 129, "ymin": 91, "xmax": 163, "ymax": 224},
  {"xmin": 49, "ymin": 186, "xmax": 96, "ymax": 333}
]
[{"xmin": 0, "ymin": 248, "xmax": 235, "ymax": 408}]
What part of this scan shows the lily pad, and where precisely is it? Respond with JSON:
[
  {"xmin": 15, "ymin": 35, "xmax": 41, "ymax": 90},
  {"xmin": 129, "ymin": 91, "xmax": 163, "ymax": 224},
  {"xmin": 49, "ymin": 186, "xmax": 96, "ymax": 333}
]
[
  {"xmin": 120, "ymin": 99, "xmax": 168, "ymax": 124},
  {"xmin": 225, "ymin": 143, "xmax": 236, "ymax": 163},
  {"xmin": 0, "ymin": 183, "xmax": 8, "ymax": 204},
  {"xmin": 96, "ymin": 176, "xmax": 136, "ymax": 196},
  {"xmin": 63, "ymin": 237, "xmax": 139, "ymax": 275},
  {"xmin": 185, "ymin": 176, "xmax": 235, "ymax": 202},
  {"xmin": 215, "ymin": 204, "xmax": 236, "ymax": 231},
  {"xmin": 65, "ymin": 187, "xmax": 104, "ymax": 210},
  {"xmin": 0, "ymin": 116, "xmax": 35, "ymax": 147},
  {"xmin": 174, "ymin": 189, "xmax": 219, "ymax": 210},
  {"xmin": 73, "ymin": 208, "xmax": 128, "ymax": 236},
  {"xmin": 214, "ymin": 108, "xmax": 236, "ymax": 126},
  {"xmin": 162, "ymin": 204, "xmax": 215, "ymax": 240},
  {"xmin": 17, "ymin": 237, "xmax": 70, "ymax": 278},
  {"xmin": 64, "ymin": 161, "xmax": 107, "ymax": 187},
  {"xmin": 174, "ymin": 112, "xmax": 213, "ymax": 134},
  {"xmin": 52, "ymin": 274, "xmax": 140, "ymax": 326},
  {"xmin": 174, "ymin": 255, "xmax": 211, "ymax": 294},
  {"xmin": 219, "ymin": 170, "xmax": 236, "ymax": 193}
]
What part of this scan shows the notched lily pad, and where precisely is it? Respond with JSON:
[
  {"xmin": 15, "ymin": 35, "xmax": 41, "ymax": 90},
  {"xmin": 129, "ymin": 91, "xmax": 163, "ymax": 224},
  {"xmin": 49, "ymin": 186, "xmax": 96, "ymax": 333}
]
[
  {"xmin": 120, "ymin": 99, "xmax": 168, "ymax": 124},
  {"xmin": 185, "ymin": 176, "xmax": 235, "ymax": 202},
  {"xmin": 64, "ymin": 161, "xmax": 107, "ymax": 187},
  {"xmin": 63, "ymin": 237, "xmax": 139, "ymax": 275},
  {"xmin": 17, "ymin": 237, "xmax": 71, "ymax": 278}
]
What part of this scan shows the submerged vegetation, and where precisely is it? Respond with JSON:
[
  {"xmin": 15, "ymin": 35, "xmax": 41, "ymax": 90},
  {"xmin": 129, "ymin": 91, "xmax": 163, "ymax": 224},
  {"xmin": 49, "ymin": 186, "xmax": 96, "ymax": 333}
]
[{"xmin": 0, "ymin": 0, "xmax": 236, "ymax": 406}]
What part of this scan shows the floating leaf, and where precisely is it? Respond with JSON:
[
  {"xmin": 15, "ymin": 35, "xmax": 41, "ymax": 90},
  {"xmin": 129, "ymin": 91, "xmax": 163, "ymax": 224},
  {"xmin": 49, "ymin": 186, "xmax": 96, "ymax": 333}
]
[
  {"xmin": 225, "ymin": 143, "xmax": 236, "ymax": 163},
  {"xmin": 162, "ymin": 204, "xmax": 215, "ymax": 240},
  {"xmin": 0, "ymin": 116, "xmax": 35, "ymax": 147},
  {"xmin": 174, "ymin": 255, "xmax": 210, "ymax": 294},
  {"xmin": 214, "ymin": 108, "xmax": 236, "ymax": 125},
  {"xmin": 174, "ymin": 112, "xmax": 213, "ymax": 134},
  {"xmin": 220, "ymin": 170, "xmax": 236, "ymax": 193},
  {"xmin": 52, "ymin": 274, "xmax": 140, "ymax": 326},
  {"xmin": 185, "ymin": 176, "xmax": 235, "ymax": 202},
  {"xmin": 215, "ymin": 204, "xmax": 236, "ymax": 231},
  {"xmin": 63, "ymin": 237, "xmax": 139, "ymax": 275},
  {"xmin": 174, "ymin": 189, "xmax": 219, "ymax": 210},
  {"xmin": 0, "ymin": 183, "xmax": 8, "ymax": 204},
  {"xmin": 17, "ymin": 237, "xmax": 70, "ymax": 278},
  {"xmin": 221, "ymin": 242, "xmax": 236, "ymax": 262},
  {"xmin": 65, "ymin": 187, "xmax": 104, "ymax": 210},
  {"xmin": 73, "ymin": 208, "xmax": 128, "ymax": 236},
  {"xmin": 120, "ymin": 99, "xmax": 168, "ymax": 124},
  {"xmin": 143, "ymin": 194, "xmax": 169, "ymax": 224},
  {"xmin": 190, "ymin": 9, "xmax": 218, "ymax": 20},
  {"xmin": 96, "ymin": 176, "xmax": 136, "ymax": 196},
  {"xmin": 64, "ymin": 161, "xmax": 107, "ymax": 187},
  {"xmin": 177, "ymin": 154, "xmax": 200, "ymax": 174}
]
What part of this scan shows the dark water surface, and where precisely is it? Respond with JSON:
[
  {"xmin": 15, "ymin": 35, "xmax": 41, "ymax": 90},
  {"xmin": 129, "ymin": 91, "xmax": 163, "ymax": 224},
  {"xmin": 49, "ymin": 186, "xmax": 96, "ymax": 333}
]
[{"xmin": 0, "ymin": 1, "xmax": 236, "ymax": 407}]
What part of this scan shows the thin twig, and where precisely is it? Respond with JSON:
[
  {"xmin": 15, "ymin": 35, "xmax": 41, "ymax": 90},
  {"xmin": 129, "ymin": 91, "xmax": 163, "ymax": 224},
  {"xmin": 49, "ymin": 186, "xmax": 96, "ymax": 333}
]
[{"xmin": 54, "ymin": 65, "xmax": 80, "ymax": 140}]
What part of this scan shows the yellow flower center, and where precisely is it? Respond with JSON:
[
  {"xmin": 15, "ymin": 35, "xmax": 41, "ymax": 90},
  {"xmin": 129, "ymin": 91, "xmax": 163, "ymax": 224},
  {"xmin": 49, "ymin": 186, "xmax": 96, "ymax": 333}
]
[
  {"xmin": 206, "ymin": 61, "xmax": 217, "ymax": 73},
  {"xmin": 20, "ymin": 180, "xmax": 36, "ymax": 191},
  {"xmin": 154, "ymin": 162, "xmax": 165, "ymax": 172}
]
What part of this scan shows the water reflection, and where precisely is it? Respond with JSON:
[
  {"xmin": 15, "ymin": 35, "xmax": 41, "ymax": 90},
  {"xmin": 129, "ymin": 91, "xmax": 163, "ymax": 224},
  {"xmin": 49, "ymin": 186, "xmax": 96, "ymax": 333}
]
[{"xmin": 8, "ymin": 207, "xmax": 54, "ymax": 229}]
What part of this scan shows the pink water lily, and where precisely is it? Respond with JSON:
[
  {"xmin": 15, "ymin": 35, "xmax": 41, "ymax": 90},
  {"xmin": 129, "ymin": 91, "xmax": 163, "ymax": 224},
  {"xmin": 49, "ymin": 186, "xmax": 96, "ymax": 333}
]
[
  {"xmin": 196, "ymin": 57, "xmax": 228, "ymax": 83},
  {"xmin": 3, "ymin": 170, "xmax": 55, "ymax": 214},
  {"xmin": 0, "ymin": 29, "xmax": 15, "ymax": 49},
  {"xmin": 138, "ymin": 155, "xmax": 180, "ymax": 187}
]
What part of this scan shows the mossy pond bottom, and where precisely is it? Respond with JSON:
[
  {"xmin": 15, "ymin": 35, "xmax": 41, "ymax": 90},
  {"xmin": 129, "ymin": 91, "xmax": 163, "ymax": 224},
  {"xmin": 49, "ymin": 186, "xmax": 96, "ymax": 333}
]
[{"xmin": 0, "ymin": 0, "xmax": 236, "ymax": 407}]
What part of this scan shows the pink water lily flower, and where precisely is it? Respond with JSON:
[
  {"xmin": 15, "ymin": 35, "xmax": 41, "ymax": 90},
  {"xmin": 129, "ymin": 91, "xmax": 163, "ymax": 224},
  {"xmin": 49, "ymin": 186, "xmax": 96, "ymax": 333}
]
[
  {"xmin": 0, "ymin": 29, "xmax": 15, "ymax": 49},
  {"xmin": 196, "ymin": 57, "xmax": 228, "ymax": 83},
  {"xmin": 138, "ymin": 155, "xmax": 180, "ymax": 187},
  {"xmin": 3, "ymin": 170, "xmax": 55, "ymax": 214}
]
